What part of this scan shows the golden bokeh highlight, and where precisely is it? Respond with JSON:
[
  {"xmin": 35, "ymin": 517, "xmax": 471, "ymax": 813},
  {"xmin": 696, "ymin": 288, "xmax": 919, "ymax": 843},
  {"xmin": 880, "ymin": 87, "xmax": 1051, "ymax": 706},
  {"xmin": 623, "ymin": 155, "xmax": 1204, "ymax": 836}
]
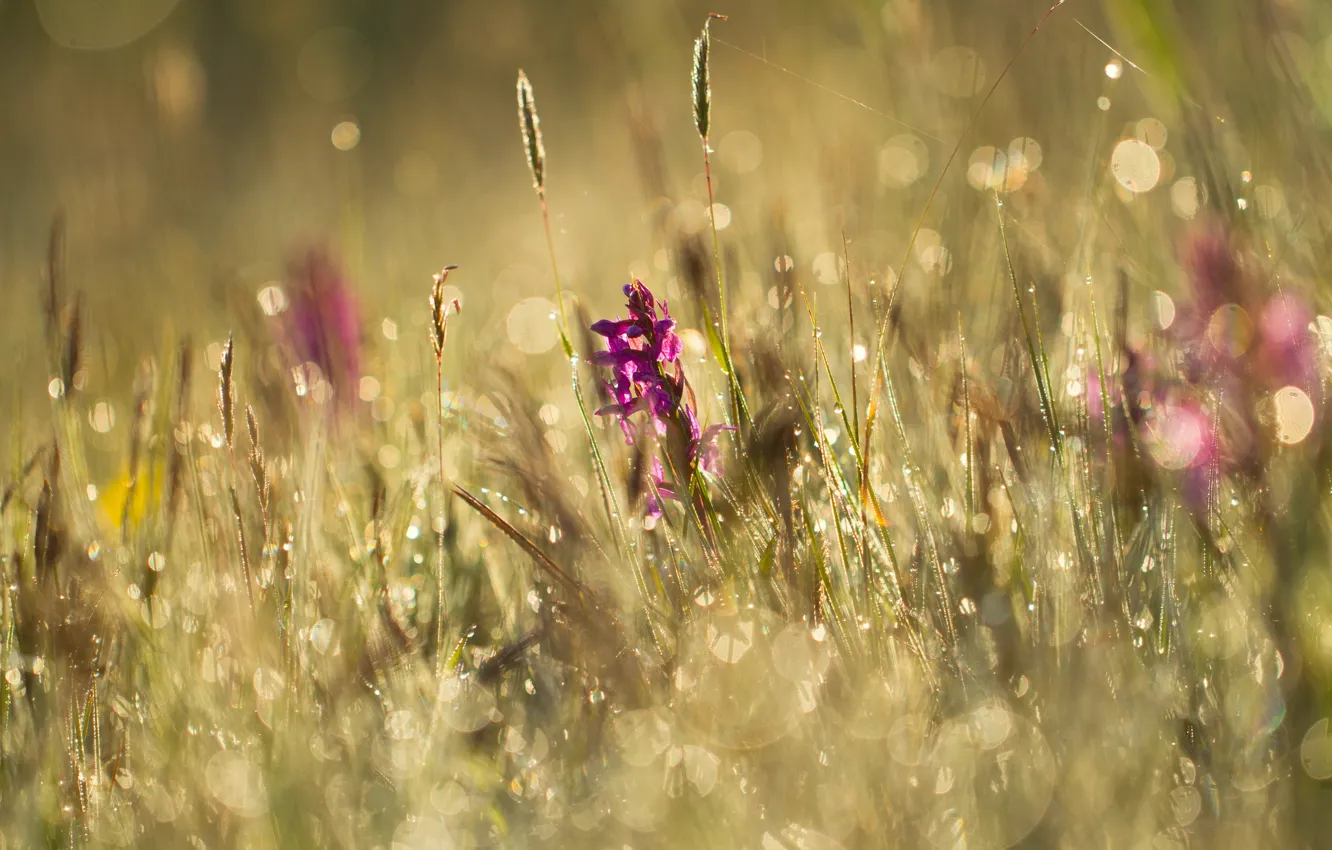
[
  {"xmin": 1111, "ymin": 139, "xmax": 1161, "ymax": 194},
  {"xmin": 506, "ymin": 297, "xmax": 559, "ymax": 355},
  {"xmin": 1273, "ymin": 386, "xmax": 1315, "ymax": 445}
]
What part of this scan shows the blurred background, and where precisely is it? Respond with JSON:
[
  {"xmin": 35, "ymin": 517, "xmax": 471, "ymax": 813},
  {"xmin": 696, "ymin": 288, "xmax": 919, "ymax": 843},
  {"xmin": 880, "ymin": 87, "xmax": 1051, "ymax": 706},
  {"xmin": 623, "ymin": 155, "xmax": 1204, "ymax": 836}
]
[
  {"xmin": 12, "ymin": 2, "xmax": 1332, "ymax": 845},
  {"xmin": 3, "ymin": 0, "xmax": 1331, "ymax": 430}
]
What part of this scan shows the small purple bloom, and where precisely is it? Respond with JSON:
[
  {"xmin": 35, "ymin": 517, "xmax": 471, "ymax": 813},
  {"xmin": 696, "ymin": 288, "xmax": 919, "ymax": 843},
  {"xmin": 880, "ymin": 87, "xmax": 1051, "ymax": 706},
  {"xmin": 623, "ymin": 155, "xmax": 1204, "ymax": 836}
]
[
  {"xmin": 281, "ymin": 246, "xmax": 362, "ymax": 410},
  {"xmin": 591, "ymin": 319, "xmax": 644, "ymax": 339},
  {"xmin": 698, "ymin": 424, "xmax": 731, "ymax": 476},
  {"xmin": 1255, "ymin": 294, "xmax": 1315, "ymax": 388},
  {"xmin": 1182, "ymin": 221, "xmax": 1242, "ymax": 317},
  {"xmin": 591, "ymin": 280, "xmax": 734, "ymax": 520}
]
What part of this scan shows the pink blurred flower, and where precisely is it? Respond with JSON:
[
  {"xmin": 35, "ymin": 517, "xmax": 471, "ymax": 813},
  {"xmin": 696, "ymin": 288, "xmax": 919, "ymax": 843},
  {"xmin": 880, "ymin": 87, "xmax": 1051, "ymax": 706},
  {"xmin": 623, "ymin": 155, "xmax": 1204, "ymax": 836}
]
[
  {"xmin": 1182, "ymin": 221, "xmax": 1243, "ymax": 317},
  {"xmin": 1255, "ymin": 293, "xmax": 1315, "ymax": 388},
  {"xmin": 1143, "ymin": 396, "xmax": 1213, "ymax": 472},
  {"xmin": 282, "ymin": 247, "xmax": 362, "ymax": 410},
  {"xmin": 1143, "ymin": 394, "xmax": 1221, "ymax": 515}
]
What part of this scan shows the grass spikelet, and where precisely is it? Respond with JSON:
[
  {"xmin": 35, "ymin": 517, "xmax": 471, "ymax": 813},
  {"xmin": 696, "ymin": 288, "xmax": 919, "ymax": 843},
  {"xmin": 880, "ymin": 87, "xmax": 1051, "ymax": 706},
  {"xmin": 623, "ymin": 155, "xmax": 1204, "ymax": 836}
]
[
  {"xmin": 245, "ymin": 403, "xmax": 261, "ymax": 459},
  {"xmin": 516, "ymin": 70, "xmax": 545, "ymax": 196},
  {"xmin": 218, "ymin": 332, "xmax": 235, "ymax": 451},
  {"xmin": 692, "ymin": 32, "xmax": 710, "ymax": 141},
  {"xmin": 430, "ymin": 265, "xmax": 460, "ymax": 360},
  {"xmin": 691, "ymin": 14, "xmax": 726, "ymax": 141},
  {"xmin": 216, "ymin": 332, "xmax": 252, "ymax": 610},
  {"xmin": 230, "ymin": 485, "xmax": 254, "ymax": 611},
  {"xmin": 246, "ymin": 404, "xmax": 270, "ymax": 538}
]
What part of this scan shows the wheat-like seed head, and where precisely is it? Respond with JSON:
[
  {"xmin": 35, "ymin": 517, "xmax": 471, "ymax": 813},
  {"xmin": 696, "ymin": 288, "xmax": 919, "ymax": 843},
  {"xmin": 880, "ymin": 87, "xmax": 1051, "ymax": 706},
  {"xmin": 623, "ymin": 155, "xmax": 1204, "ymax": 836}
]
[
  {"xmin": 430, "ymin": 265, "xmax": 460, "ymax": 360},
  {"xmin": 692, "ymin": 32, "xmax": 710, "ymax": 140},
  {"xmin": 693, "ymin": 15, "xmax": 726, "ymax": 141},
  {"xmin": 517, "ymin": 70, "xmax": 545, "ymax": 194},
  {"xmin": 219, "ymin": 332, "xmax": 235, "ymax": 450}
]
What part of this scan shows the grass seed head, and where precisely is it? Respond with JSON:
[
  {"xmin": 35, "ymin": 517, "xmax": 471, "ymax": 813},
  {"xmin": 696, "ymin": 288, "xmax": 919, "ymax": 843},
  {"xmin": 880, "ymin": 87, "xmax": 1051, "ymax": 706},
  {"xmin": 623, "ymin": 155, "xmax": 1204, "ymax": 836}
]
[
  {"xmin": 430, "ymin": 265, "xmax": 460, "ymax": 360},
  {"xmin": 692, "ymin": 33, "xmax": 710, "ymax": 140},
  {"xmin": 692, "ymin": 15, "xmax": 726, "ymax": 141},
  {"xmin": 219, "ymin": 332, "xmax": 235, "ymax": 450},
  {"xmin": 517, "ymin": 70, "xmax": 545, "ymax": 195}
]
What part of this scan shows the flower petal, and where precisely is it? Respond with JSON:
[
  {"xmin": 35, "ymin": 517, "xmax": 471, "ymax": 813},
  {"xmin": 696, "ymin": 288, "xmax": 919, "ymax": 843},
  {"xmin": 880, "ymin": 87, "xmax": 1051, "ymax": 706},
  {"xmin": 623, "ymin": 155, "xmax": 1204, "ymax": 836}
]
[
  {"xmin": 658, "ymin": 331, "xmax": 683, "ymax": 362},
  {"xmin": 590, "ymin": 318, "xmax": 639, "ymax": 338}
]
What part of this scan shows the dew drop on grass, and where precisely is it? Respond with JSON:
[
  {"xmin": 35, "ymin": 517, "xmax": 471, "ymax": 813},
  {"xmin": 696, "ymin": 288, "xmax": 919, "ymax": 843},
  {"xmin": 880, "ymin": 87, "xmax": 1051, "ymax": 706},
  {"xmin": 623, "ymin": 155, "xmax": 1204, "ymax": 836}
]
[
  {"xmin": 309, "ymin": 618, "xmax": 335, "ymax": 654},
  {"xmin": 1171, "ymin": 786, "xmax": 1201, "ymax": 826}
]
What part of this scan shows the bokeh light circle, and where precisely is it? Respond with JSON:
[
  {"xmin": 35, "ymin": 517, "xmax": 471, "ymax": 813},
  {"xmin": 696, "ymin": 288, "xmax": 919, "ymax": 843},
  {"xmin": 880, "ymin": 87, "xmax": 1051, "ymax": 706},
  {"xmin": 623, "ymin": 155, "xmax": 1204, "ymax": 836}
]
[
  {"xmin": 37, "ymin": 0, "xmax": 181, "ymax": 49},
  {"xmin": 507, "ymin": 297, "xmax": 560, "ymax": 354},
  {"xmin": 1273, "ymin": 386, "xmax": 1315, "ymax": 445},
  {"xmin": 880, "ymin": 134, "xmax": 929, "ymax": 187},
  {"xmin": 1111, "ymin": 139, "xmax": 1161, "ymax": 193}
]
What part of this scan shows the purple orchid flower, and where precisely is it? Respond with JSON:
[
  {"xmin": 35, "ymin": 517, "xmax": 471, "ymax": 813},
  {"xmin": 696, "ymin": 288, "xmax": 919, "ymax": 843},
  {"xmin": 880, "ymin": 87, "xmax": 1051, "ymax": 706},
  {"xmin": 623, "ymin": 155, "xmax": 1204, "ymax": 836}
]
[
  {"xmin": 1255, "ymin": 293, "xmax": 1316, "ymax": 388},
  {"xmin": 591, "ymin": 280, "xmax": 733, "ymax": 520},
  {"xmin": 280, "ymin": 246, "xmax": 362, "ymax": 411},
  {"xmin": 1174, "ymin": 222, "xmax": 1317, "ymax": 390},
  {"xmin": 1130, "ymin": 221, "xmax": 1326, "ymax": 516},
  {"xmin": 1182, "ymin": 221, "xmax": 1243, "ymax": 318}
]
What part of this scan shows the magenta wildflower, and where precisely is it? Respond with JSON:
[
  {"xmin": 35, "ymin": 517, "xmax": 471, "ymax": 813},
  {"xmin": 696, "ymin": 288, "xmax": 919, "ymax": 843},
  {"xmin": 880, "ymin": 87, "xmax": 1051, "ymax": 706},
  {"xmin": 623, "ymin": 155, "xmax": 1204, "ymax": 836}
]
[
  {"xmin": 1143, "ymin": 394, "xmax": 1214, "ymax": 472},
  {"xmin": 1182, "ymin": 221, "xmax": 1243, "ymax": 317},
  {"xmin": 1140, "ymin": 392, "xmax": 1225, "ymax": 516},
  {"xmin": 591, "ymin": 280, "xmax": 733, "ymax": 519},
  {"xmin": 1255, "ymin": 293, "xmax": 1315, "ymax": 388},
  {"xmin": 1174, "ymin": 222, "xmax": 1316, "ymax": 388},
  {"xmin": 282, "ymin": 247, "xmax": 362, "ymax": 410}
]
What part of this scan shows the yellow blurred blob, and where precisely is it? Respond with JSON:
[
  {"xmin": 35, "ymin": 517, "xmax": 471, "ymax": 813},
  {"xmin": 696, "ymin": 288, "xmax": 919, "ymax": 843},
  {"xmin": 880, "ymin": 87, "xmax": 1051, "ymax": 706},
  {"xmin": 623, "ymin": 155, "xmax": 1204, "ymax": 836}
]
[
  {"xmin": 99, "ymin": 458, "xmax": 167, "ymax": 533},
  {"xmin": 1205, "ymin": 304, "xmax": 1254, "ymax": 358}
]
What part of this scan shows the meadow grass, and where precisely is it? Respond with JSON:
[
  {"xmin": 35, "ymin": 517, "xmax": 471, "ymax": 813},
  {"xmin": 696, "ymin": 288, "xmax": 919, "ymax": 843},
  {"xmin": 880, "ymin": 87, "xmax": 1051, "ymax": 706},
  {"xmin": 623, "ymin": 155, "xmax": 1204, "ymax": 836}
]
[{"xmin": 6, "ymin": 2, "xmax": 1332, "ymax": 848}]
